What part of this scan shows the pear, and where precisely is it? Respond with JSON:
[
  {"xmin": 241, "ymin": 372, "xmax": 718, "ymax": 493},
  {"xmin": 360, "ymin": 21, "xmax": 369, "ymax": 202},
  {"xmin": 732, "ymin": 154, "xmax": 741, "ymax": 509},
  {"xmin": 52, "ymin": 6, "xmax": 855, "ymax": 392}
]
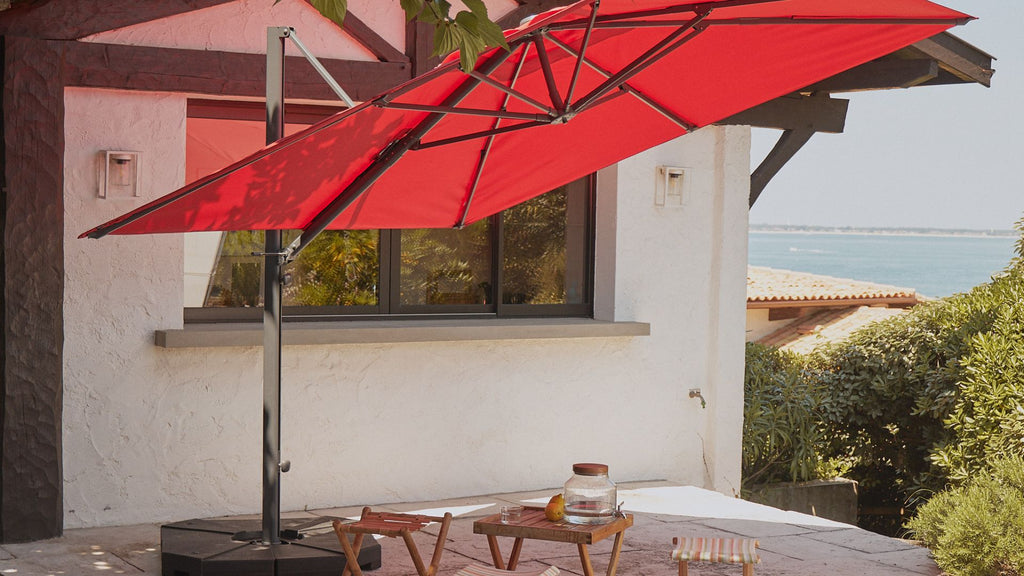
[{"xmin": 544, "ymin": 493, "xmax": 565, "ymax": 521}]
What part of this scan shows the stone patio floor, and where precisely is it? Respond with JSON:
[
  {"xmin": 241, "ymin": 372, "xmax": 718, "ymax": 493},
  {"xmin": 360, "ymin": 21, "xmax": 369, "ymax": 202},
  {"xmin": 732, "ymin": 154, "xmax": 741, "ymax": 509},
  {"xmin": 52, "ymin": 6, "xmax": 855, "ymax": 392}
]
[{"xmin": 0, "ymin": 481, "xmax": 939, "ymax": 576}]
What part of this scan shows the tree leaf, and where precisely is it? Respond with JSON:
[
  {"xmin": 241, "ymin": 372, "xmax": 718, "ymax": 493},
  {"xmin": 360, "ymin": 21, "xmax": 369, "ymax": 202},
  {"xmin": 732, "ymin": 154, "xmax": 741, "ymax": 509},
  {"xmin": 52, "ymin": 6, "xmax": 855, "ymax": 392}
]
[
  {"xmin": 400, "ymin": 0, "xmax": 424, "ymax": 21},
  {"xmin": 310, "ymin": 0, "xmax": 347, "ymax": 27}
]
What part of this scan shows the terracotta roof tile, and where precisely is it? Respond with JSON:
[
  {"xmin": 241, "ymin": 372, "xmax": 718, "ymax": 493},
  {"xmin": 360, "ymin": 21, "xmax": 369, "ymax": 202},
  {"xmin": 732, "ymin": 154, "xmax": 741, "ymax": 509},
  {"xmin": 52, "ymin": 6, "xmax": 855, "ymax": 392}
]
[
  {"xmin": 747, "ymin": 266, "xmax": 919, "ymax": 305},
  {"xmin": 759, "ymin": 306, "xmax": 907, "ymax": 354}
]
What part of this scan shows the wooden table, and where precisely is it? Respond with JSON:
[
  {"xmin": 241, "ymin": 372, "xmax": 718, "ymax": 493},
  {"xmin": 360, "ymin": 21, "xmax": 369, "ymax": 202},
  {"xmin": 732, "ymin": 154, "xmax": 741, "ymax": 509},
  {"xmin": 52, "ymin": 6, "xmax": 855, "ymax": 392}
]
[{"xmin": 473, "ymin": 507, "xmax": 633, "ymax": 576}]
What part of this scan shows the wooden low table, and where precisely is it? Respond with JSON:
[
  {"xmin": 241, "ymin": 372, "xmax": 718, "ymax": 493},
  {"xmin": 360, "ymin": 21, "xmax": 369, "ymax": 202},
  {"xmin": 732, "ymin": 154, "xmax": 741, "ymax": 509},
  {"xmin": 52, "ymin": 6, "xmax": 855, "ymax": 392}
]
[{"xmin": 473, "ymin": 506, "xmax": 633, "ymax": 576}]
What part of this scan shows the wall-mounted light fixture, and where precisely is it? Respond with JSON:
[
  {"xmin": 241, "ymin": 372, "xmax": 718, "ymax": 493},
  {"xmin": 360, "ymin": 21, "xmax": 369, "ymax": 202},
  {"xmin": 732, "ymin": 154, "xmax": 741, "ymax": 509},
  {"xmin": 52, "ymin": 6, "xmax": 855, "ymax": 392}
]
[
  {"xmin": 100, "ymin": 150, "xmax": 141, "ymax": 199},
  {"xmin": 655, "ymin": 165, "xmax": 686, "ymax": 207}
]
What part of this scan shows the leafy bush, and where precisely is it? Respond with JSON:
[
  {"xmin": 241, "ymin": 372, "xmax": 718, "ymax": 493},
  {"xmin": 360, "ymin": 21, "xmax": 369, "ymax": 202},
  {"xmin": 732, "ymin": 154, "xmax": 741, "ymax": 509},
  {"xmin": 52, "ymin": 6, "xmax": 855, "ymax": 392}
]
[
  {"xmin": 907, "ymin": 456, "xmax": 1024, "ymax": 576},
  {"xmin": 742, "ymin": 343, "xmax": 833, "ymax": 489},
  {"xmin": 804, "ymin": 221, "xmax": 1024, "ymax": 505}
]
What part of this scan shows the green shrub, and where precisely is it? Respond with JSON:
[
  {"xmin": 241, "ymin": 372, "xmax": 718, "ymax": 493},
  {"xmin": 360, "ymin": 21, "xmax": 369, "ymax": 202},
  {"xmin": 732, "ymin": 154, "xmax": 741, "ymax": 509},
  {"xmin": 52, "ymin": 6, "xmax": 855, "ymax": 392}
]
[
  {"xmin": 742, "ymin": 343, "xmax": 833, "ymax": 489},
  {"xmin": 931, "ymin": 273, "xmax": 1024, "ymax": 483},
  {"xmin": 804, "ymin": 221, "xmax": 1024, "ymax": 503},
  {"xmin": 907, "ymin": 456, "xmax": 1024, "ymax": 576}
]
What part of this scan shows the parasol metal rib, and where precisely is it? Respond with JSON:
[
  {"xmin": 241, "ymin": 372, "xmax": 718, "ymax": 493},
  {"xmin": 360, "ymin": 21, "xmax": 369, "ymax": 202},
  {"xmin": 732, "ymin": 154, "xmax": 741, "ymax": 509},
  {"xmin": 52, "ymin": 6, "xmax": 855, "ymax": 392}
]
[
  {"xmin": 290, "ymin": 47, "xmax": 517, "ymax": 259},
  {"xmin": 547, "ymin": 0, "xmax": 783, "ymax": 30},
  {"xmin": 544, "ymin": 32, "xmax": 697, "ymax": 131},
  {"xmin": 467, "ymin": 69, "xmax": 556, "ymax": 115},
  {"xmin": 456, "ymin": 41, "xmax": 534, "ymax": 229},
  {"xmin": 706, "ymin": 16, "xmax": 974, "ymax": 26},
  {"xmin": 410, "ymin": 120, "xmax": 550, "ymax": 151},
  {"xmin": 378, "ymin": 101, "xmax": 550, "ymax": 123},
  {"xmin": 571, "ymin": 10, "xmax": 710, "ymax": 115},
  {"xmin": 564, "ymin": 0, "xmax": 601, "ymax": 107},
  {"xmin": 533, "ymin": 35, "xmax": 565, "ymax": 112}
]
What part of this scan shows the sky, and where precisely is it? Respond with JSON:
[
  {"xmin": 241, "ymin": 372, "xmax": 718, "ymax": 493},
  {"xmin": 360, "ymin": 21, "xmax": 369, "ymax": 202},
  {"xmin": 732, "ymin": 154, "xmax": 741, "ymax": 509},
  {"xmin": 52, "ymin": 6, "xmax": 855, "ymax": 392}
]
[{"xmin": 748, "ymin": 1, "xmax": 1024, "ymax": 232}]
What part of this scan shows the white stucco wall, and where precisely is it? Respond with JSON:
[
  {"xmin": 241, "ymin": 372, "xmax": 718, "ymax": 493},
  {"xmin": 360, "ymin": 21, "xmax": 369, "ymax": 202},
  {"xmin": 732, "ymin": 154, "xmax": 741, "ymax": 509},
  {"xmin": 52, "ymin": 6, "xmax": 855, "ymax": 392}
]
[{"xmin": 61, "ymin": 0, "xmax": 751, "ymax": 529}]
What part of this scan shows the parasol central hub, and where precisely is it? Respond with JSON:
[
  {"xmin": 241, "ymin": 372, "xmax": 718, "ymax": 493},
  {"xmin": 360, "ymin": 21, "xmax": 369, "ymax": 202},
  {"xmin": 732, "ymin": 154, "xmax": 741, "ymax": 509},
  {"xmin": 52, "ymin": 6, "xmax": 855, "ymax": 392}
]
[{"xmin": 552, "ymin": 112, "xmax": 576, "ymax": 124}]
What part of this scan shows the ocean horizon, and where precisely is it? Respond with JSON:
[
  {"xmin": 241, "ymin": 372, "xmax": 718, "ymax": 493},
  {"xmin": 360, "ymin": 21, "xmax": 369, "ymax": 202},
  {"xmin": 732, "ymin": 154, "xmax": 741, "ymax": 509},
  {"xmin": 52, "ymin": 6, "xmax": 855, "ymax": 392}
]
[{"xmin": 748, "ymin": 229, "xmax": 1018, "ymax": 298}]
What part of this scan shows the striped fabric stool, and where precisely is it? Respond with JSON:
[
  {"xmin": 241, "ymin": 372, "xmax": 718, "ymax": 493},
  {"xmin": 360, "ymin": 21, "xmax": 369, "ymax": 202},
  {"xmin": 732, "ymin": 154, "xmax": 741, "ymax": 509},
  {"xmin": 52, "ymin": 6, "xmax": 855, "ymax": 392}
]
[
  {"xmin": 671, "ymin": 537, "xmax": 760, "ymax": 576},
  {"xmin": 456, "ymin": 563, "xmax": 560, "ymax": 576}
]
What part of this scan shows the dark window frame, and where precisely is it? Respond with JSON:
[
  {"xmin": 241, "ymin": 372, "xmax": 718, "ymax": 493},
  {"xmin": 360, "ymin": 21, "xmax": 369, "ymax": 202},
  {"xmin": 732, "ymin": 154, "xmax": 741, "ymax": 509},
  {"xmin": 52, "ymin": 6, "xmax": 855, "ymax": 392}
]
[{"xmin": 183, "ymin": 99, "xmax": 595, "ymax": 323}]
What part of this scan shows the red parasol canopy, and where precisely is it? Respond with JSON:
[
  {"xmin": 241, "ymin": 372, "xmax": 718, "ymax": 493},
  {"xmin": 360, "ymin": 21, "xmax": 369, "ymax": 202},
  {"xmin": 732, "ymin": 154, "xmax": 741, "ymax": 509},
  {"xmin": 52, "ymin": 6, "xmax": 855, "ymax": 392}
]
[{"xmin": 82, "ymin": 0, "xmax": 970, "ymax": 252}]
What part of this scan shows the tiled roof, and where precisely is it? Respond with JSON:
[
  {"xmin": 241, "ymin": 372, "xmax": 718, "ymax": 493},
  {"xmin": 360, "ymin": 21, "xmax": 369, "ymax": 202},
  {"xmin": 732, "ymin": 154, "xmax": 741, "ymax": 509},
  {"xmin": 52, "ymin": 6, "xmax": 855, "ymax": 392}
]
[
  {"xmin": 759, "ymin": 306, "xmax": 907, "ymax": 354},
  {"xmin": 747, "ymin": 266, "xmax": 919, "ymax": 306}
]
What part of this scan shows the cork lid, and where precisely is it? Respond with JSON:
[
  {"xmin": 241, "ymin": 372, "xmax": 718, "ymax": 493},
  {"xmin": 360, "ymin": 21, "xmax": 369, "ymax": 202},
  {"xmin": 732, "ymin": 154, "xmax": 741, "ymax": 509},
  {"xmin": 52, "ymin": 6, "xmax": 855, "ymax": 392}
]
[{"xmin": 572, "ymin": 463, "xmax": 609, "ymax": 476}]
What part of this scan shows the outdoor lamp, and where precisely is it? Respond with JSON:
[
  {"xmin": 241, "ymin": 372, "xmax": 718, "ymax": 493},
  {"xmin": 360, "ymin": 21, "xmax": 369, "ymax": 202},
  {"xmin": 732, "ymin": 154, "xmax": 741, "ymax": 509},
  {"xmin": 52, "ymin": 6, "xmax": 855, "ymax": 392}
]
[
  {"xmin": 655, "ymin": 166, "xmax": 686, "ymax": 207},
  {"xmin": 101, "ymin": 150, "xmax": 141, "ymax": 199}
]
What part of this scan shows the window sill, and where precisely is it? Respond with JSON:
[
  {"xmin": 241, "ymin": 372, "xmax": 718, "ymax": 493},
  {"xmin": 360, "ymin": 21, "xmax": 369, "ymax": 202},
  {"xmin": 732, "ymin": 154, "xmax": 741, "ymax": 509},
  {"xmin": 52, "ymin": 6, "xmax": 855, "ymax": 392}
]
[{"xmin": 156, "ymin": 318, "xmax": 650, "ymax": 348}]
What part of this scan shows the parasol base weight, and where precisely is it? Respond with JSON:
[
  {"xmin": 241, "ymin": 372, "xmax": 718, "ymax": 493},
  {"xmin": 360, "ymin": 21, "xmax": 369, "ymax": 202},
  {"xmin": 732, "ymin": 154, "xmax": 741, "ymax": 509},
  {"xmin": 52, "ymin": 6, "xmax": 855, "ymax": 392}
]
[{"xmin": 161, "ymin": 516, "xmax": 381, "ymax": 576}]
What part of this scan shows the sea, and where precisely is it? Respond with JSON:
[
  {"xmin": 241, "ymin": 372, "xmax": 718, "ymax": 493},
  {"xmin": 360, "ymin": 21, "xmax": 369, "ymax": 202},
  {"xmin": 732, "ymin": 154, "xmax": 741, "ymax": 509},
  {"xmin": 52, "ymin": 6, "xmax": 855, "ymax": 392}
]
[{"xmin": 748, "ymin": 230, "xmax": 1019, "ymax": 299}]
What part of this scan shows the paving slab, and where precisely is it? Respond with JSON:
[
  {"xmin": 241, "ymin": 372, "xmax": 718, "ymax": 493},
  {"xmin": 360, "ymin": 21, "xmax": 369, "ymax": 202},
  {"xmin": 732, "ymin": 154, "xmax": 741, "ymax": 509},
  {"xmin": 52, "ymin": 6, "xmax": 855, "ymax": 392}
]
[
  {"xmin": 694, "ymin": 517, "xmax": 819, "ymax": 538},
  {"xmin": 0, "ymin": 483, "xmax": 941, "ymax": 576}
]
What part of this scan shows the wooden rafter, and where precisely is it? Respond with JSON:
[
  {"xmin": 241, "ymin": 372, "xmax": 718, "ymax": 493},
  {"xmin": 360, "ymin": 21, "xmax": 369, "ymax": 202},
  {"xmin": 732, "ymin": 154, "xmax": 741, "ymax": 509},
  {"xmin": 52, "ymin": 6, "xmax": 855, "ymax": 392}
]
[
  {"xmin": 342, "ymin": 11, "xmax": 408, "ymax": 63},
  {"xmin": 59, "ymin": 40, "xmax": 409, "ymax": 102}
]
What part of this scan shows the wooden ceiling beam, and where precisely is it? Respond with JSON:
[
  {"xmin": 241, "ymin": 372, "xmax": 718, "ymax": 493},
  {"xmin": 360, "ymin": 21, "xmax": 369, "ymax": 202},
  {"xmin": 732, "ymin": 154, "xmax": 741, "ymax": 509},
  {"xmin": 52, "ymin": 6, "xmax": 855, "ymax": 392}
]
[
  {"xmin": 719, "ymin": 93, "xmax": 849, "ymax": 133},
  {"xmin": 342, "ymin": 12, "xmax": 408, "ymax": 63},
  {"xmin": 802, "ymin": 59, "xmax": 939, "ymax": 93},
  {"xmin": 59, "ymin": 40, "xmax": 409, "ymax": 102},
  {"xmin": 913, "ymin": 32, "xmax": 994, "ymax": 87}
]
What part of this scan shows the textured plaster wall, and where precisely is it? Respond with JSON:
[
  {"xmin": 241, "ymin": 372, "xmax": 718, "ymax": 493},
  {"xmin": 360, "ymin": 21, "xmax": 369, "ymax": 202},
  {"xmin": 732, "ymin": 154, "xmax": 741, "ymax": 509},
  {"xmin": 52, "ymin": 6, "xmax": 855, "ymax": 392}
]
[
  {"xmin": 63, "ymin": 85, "xmax": 751, "ymax": 527},
  {"xmin": 81, "ymin": 0, "xmax": 518, "ymax": 64}
]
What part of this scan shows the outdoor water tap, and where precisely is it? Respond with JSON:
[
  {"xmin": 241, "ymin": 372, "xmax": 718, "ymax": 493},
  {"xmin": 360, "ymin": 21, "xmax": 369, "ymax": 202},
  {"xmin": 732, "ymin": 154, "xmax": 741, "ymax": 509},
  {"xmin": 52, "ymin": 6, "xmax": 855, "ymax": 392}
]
[{"xmin": 689, "ymin": 388, "xmax": 706, "ymax": 409}]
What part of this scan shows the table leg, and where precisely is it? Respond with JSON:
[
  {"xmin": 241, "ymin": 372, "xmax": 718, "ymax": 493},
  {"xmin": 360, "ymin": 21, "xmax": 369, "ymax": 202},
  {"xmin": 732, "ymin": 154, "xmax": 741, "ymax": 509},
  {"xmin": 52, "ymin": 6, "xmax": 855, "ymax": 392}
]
[
  {"xmin": 486, "ymin": 535, "xmax": 506, "ymax": 570},
  {"xmin": 508, "ymin": 538, "xmax": 524, "ymax": 570},
  {"xmin": 577, "ymin": 544, "xmax": 595, "ymax": 576},
  {"xmin": 605, "ymin": 530, "xmax": 625, "ymax": 576}
]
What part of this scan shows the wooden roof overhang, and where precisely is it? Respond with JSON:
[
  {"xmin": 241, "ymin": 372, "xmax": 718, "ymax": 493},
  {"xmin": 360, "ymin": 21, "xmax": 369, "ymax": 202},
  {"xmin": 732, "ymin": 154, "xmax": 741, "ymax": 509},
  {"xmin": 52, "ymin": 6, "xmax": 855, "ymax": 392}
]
[{"xmin": 718, "ymin": 30, "xmax": 994, "ymax": 207}]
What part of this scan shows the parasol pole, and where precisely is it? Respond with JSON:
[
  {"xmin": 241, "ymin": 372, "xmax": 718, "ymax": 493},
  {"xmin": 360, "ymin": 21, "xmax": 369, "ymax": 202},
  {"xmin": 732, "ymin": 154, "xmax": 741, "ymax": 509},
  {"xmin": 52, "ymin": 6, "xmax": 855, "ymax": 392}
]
[{"xmin": 262, "ymin": 26, "xmax": 288, "ymax": 546}]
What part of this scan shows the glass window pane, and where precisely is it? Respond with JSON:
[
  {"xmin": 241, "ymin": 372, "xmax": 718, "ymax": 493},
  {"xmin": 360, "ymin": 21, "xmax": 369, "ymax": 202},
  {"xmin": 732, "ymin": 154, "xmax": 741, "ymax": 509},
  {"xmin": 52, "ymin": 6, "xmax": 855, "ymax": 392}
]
[
  {"xmin": 203, "ymin": 231, "xmax": 265, "ymax": 307},
  {"xmin": 399, "ymin": 221, "xmax": 492, "ymax": 306},
  {"xmin": 288, "ymin": 230, "xmax": 380, "ymax": 306},
  {"xmin": 200, "ymin": 230, "xmax": 380, "ymax": 308},
  {"xmin": 502, "ymin": 177, "xmax": 589, "ymax": 305}
]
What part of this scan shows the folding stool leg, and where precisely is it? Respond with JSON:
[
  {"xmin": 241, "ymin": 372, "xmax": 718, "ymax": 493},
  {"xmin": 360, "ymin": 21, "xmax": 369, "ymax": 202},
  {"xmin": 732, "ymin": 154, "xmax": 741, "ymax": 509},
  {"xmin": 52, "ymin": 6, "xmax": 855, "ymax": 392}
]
[
  {"xmin": 743, "ymin": 564, "xmax": 754, "ymax": 576},
  {"xmin": 678, "ymin": 560, "xmax": 688, "ymax": 576},
  {"xmin": 426, "ymin": 512, "xmax": 453, "ymax": 576}
]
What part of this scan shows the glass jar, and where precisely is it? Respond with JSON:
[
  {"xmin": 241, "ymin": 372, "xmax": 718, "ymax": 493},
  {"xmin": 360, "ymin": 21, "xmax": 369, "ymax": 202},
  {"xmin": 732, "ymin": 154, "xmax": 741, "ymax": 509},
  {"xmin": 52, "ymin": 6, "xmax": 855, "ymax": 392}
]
[{"xmin": 563, "ymin": 463, "xmax": 616, "ymax": 524}]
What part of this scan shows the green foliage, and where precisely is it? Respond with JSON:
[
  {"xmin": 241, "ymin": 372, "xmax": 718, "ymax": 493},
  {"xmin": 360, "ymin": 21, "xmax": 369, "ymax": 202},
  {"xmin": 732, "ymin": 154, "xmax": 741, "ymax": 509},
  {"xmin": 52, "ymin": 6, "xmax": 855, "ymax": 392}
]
[
  {"xmin": 742, "ymin": 343, "xmax": 833, "ymax": 488},
  {"xmin": 307, "ymin": 0, "xmax": 508, "ymax": 72},
  {"xmin": 907, "ymin": 456, "xmax": 1024, "ymax": 576},
  {"xmin": 800, "ymin": 217, "xmax": 1024, "ymax": 515},
  {"xmin": 291, "ymin": 230, "xmax": 379, "ymax": 306}
]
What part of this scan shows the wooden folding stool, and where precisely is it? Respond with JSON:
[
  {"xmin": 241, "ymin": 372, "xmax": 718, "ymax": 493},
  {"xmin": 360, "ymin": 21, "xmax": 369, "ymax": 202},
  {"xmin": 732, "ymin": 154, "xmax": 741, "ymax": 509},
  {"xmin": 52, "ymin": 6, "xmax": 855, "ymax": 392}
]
[{"xmin": 333, "ymin": 506, "xmax": 453, "ymax": 576}]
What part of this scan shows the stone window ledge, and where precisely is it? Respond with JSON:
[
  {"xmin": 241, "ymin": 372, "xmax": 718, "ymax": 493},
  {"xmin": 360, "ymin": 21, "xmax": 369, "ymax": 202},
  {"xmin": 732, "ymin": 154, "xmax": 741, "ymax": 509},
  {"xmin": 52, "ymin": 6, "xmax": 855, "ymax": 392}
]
[{"xmin": 156, "ymin": 318, "xmax": 650, "ymax": 348}]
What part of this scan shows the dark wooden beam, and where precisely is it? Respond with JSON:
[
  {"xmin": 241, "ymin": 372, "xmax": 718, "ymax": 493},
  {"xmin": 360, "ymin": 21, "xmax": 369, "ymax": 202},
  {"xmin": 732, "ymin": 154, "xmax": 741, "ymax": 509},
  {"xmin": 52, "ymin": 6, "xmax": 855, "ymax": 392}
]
[
  {"xmin": 749, "ymin": 128, "xmax": 815, "ymax": 208},
  {"xmin": 719, "ymin": 93, "xmax": 849, "ymax": 133},
  {"xmin": 342, "ymin": 11, "xmax": 408, "ymax": 63},
  {"xmin": 0, "ymin": 0, "xmax": 235, "ymax": 39},
  {"xmin": 1, "ymin": 34, "xmax": 65, "ymax": 543},
  {"xmin": 59, "ymin": 40, "xmax": 409, "ymax": 102},
  {"xmin": 913, "ymin": 32, "xmax": 993, "ymax": 87},
  {"xmin": 405, "ymin": 20, "xmax": 439, "ymax": 77},
  {"xmin": 802, "ymin": 59, "xmax": 939, "ymax": 93},
  {"xmin": 496, "ymin": 1, "xmax": 552, "ymax": 29}
]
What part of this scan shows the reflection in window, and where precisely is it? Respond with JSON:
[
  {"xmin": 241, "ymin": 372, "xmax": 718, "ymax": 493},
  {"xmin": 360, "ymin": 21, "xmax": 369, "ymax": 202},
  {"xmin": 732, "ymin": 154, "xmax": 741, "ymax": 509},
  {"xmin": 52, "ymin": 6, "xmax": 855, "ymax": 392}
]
[
  {"xmin": 201, "ymin": 230, "xmax": 380, "ymax": 308},
  {"xmin": 503, "ymin": 178, "xmax": 589, "ymax": 305},
  {"xmin": 400, "ymin": 221, "xmax": 491, "ymax": 306}
]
